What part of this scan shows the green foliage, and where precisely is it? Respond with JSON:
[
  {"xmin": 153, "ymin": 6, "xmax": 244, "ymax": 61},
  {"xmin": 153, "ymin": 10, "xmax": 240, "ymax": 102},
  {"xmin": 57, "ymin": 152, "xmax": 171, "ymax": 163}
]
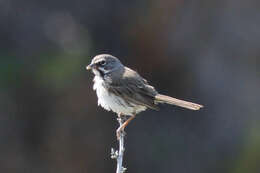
[
  {"xmin": 232, "ymin": 126, "xmax": 260, "ymax": 173},
  {"xmin": 36, "ymin": 50, "xmax": 90, "ymax": 91}
]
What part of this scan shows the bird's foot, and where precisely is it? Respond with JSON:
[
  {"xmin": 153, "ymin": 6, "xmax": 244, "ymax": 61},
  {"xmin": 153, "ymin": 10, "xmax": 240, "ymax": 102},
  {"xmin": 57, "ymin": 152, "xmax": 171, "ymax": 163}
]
[
  {"xmin": 117, "ymin": 115, "xmax": 127, "ymax": 122},
  {"xmin": 116, "ymin": 126, "xmax": 126, "ymax": 140}
]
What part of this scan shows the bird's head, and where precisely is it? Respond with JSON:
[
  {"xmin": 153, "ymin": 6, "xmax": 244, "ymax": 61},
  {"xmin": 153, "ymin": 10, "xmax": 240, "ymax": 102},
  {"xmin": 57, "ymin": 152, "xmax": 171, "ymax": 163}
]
[{"xmin": 86, "ymin": 54, "xmax": 124, "ymax": 77}]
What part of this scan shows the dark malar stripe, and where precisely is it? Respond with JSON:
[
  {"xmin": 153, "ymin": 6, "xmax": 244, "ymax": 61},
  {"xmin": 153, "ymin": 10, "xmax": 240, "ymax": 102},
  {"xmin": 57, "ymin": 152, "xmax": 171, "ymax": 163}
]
[{"xmin": 98, "ymin": 68, "xmax": 105, "ymax": 78}]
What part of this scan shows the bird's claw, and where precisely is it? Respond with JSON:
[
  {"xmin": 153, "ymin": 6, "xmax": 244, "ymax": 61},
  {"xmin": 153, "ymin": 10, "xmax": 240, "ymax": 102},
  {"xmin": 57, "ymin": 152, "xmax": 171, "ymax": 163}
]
[{"xmin": 116, "ymin": 128, "xmax": 126, "ymax": 140}]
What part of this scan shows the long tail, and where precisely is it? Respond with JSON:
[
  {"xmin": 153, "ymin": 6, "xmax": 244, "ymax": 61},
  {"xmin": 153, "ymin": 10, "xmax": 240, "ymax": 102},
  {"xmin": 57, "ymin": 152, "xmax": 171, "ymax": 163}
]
[{"xmin": 155, "ymin": 94, "xmax": 203, "ymax": 110}]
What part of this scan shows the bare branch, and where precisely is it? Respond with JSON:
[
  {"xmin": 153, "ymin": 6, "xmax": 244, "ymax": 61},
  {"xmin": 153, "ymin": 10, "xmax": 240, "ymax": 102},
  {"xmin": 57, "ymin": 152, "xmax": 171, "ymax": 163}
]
[{"xmin": 111, "ymin": 116, "xmax": 127, "ymax": 173}]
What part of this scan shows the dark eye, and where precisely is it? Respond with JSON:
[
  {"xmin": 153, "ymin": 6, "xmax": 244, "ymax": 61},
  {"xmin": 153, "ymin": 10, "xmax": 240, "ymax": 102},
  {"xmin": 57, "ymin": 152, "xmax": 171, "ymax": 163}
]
[{"xmin": 99, "ymin": 60, "xmax": 106, "ymax": 66}]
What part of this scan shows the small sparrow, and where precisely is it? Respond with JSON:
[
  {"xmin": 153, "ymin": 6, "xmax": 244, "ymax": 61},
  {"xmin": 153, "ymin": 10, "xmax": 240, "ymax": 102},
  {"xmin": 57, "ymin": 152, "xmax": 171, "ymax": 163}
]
[{"xmin": 86, "ymin": 54, "xmax": 203, "ymax": 138}]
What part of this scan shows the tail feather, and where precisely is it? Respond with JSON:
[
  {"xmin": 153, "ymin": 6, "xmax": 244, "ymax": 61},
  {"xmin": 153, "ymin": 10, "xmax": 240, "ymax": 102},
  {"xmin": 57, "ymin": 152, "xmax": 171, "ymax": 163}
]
[{"xmin": 155, "ymin": 94, "xmax": 203, "ymax": 110}]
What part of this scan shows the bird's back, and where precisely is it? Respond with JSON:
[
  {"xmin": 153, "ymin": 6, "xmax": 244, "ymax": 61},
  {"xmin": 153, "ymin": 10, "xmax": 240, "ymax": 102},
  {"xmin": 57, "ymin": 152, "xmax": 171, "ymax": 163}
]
[{"xmin": 106, "ymin": 67, "xmax": 159, "ymax": 111}]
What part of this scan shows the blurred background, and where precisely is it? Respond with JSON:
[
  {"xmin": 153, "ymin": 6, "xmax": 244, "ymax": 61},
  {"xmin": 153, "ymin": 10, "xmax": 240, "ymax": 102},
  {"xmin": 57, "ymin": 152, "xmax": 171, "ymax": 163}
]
[{"xmin": 0, "ymin": 0, "xmax": 260, "ymax": 172}]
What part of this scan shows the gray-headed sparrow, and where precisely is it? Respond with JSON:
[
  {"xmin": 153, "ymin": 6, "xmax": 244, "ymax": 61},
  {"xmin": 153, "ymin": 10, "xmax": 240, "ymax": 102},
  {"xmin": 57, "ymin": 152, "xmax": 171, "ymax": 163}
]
[{"xmin": 86, "ymin": 54, "xmax": 203, "ymax": 138}]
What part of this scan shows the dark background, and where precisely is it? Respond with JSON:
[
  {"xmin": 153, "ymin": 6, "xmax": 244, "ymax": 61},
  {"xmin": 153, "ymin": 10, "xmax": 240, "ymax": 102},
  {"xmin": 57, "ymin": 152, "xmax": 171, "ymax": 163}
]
[{"xmin": 1, "ymin": 0, "xmax": 260, "ymax": 173}]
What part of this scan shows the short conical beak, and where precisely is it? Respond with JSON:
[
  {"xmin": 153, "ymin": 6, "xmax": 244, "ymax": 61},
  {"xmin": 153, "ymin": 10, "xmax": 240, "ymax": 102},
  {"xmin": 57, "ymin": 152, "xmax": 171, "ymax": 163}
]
[{"xmin": 86, "ymin": 63, "xmax": 94, "ymax": 70}]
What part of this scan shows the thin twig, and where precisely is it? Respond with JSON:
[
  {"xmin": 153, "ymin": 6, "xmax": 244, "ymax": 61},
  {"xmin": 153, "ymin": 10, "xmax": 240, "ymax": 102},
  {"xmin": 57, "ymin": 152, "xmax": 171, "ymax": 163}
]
[{"xmin": 111, "ymin": 116, "xmax": 127, "ymax": 173}]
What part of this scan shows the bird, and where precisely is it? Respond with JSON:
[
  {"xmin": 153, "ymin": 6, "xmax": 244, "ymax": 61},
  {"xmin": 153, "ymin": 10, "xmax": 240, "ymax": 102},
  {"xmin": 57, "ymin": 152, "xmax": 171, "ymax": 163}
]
[{"xmin": 86, "ymin": 54, "xmax": 203, "ymax": 139}]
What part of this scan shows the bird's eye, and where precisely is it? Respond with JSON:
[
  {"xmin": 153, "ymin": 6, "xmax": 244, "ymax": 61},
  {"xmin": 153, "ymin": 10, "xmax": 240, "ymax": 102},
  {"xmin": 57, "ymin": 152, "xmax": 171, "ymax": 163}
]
[{"xmin": 99, "ymin": 60, "xmax": 106, "ymax": 66}]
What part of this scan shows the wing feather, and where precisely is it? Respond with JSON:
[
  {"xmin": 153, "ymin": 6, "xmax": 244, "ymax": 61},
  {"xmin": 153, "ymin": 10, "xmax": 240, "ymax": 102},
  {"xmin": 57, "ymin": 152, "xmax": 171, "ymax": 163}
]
[{"xmin": 107, "ymin": 67, "xmax": 159, "ymax": 110}]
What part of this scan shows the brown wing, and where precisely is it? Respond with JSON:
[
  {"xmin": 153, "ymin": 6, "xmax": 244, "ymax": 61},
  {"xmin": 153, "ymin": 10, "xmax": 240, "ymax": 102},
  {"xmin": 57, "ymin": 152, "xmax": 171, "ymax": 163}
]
[{"xmin": 107, "ymin": 67, "xmax": 159, "ymax": 110}]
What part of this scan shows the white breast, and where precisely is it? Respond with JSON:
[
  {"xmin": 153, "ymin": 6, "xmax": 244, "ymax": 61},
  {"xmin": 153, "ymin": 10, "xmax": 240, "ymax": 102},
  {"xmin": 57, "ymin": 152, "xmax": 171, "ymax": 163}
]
[{"xmin": 93, "ymin": 76, "xmax": 147, "ymax": 116}]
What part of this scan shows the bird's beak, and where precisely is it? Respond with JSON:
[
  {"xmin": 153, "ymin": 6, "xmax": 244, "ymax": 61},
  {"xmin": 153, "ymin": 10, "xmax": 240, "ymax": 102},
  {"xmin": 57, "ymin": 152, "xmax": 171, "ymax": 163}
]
[{"xmin": 86, "ymin": 63, "xmax": 94, "ymax": 70}]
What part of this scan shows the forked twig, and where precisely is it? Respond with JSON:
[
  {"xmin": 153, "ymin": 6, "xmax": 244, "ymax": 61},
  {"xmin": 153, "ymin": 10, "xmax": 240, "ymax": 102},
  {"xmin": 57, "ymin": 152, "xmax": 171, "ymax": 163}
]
[{"xmin": 111, "ymin": 116, "xmax": 127, "ymax": 173}]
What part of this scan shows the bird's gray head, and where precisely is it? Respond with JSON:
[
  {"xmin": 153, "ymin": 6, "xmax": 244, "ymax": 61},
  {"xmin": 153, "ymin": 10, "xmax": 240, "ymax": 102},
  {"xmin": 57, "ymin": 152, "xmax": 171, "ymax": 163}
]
[{"xmin": 86, "ymin": 54, "xmax": 124, "ymax": 77}]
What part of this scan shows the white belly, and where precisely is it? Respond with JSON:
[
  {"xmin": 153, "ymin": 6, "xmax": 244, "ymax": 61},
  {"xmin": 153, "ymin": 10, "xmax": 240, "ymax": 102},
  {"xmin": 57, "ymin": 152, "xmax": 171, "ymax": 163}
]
[{"xmin": 93, "ymin": 76, "xmax": 147, "ymax": 116}]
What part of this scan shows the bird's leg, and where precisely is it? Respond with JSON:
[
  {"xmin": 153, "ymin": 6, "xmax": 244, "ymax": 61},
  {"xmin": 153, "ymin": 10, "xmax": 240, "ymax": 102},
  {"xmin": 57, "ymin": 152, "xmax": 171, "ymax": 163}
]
[
  {"xmin": 116, "ymin": 114, "xmax": 136, "ymax": 140},
  {"xmin": 116, "ymin": 113, "xmax": 126, "ymax": 139}
]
